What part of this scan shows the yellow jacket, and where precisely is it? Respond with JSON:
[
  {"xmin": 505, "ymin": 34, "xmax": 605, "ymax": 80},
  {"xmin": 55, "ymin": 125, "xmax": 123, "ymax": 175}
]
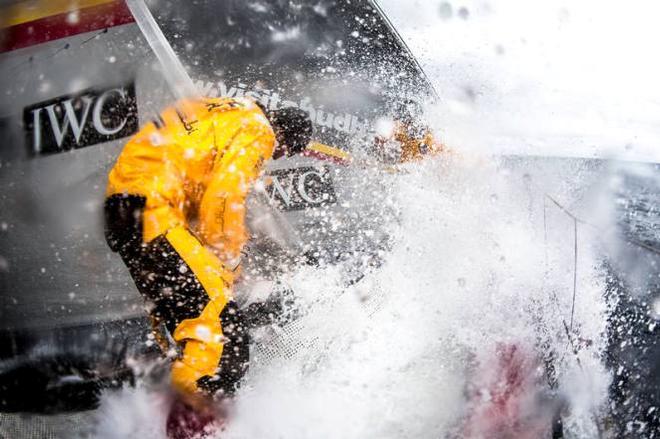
[
  {"xmin": 108, "ymin": 97, "xmax": 275, "ymax": 264},
  {"xmin": 394, "ymin": 122, "xmax": 445, "ymax": 162},
  {"xmin": 106, "ymin": 97, "xmax": 275, "ymax": 396}
]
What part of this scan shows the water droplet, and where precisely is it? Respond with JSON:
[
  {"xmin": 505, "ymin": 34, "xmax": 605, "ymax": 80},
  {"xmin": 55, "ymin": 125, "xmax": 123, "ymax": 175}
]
[
  {"xmin": 651, "ymin": 297, "xmax": 660, "ymax": 320},
  {"xmin": 66, "ymin": 11, "xmax": 80, "ymax": 25},
  {"xmin": 438, "ymin": 2, "xmax": 453, "ymax": 19},
  {"xmin": 457, "ymin": 7, "xmax": 470, "ymax": 20}
]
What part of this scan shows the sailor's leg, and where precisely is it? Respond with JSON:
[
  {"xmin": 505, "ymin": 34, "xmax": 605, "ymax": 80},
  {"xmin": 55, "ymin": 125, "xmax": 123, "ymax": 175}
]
[
  {"xmin": 170, "ymin": 300, "xmax": 249, "ymax": 397},
  {"xmin": 123, "ymin": 226, "xmax": 248, "ymax": 398}
]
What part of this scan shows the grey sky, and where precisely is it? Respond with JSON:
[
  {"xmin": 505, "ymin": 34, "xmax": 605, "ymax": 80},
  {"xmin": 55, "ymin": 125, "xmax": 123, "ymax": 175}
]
[{"xmin": 378, "ymin": 0, "xmax": 660, "ymax": 162}]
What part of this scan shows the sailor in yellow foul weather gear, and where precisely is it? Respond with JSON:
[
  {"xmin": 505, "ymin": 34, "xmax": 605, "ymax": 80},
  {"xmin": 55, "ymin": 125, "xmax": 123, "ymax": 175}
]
[
  {"xmin": 104, "ymin": 97, "xmax": 312, "ymax": 398},
  {"xmin": 375, "ymin": 99, "xmax": 446, "ymax": 163}
]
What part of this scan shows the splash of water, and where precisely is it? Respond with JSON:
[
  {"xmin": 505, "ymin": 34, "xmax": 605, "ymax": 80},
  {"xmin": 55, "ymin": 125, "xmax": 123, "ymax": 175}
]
[
  {"xmin": 95, "ymin": 153, "xmax": 612, "ymax": 438},
  {"xmin": 223, "ymin": 154, "xmax": 611, "ymax": 438}
]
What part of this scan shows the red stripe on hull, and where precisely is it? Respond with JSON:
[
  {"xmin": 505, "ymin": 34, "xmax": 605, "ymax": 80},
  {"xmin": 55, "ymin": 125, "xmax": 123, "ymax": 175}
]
[
  {"xmin": 303, "ymin": 149, "xmax": 350, "ymax": 166},
  {"xmin": 0, "ymin": 1, "xmax": 134, "ymax": 53}
]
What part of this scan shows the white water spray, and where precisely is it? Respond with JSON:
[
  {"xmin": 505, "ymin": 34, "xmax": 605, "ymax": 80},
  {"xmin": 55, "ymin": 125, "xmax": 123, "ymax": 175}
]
[{"xmin": 94, "ymin": 147, "xmax": 613, "ymax": 438}]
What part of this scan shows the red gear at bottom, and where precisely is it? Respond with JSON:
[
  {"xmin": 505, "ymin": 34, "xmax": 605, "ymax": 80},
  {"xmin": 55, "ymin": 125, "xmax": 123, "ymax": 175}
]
[
  {"xmin": 166, "ymin": 399, "xmax": 224, "ymax": 439},
  {"xmin": 463, "ymin": 343, "xmax": 556, "ymax": 439}
]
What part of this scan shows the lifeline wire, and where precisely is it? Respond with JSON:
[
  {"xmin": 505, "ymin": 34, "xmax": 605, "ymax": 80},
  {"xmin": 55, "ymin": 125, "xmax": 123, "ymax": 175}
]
[
  {"xmin": 543, "ymin": 193, "xmax": 608, "ymax": 438},
  {"xmin": 570, "ymin": 217, "xmax": 578, "ymax": 332}
]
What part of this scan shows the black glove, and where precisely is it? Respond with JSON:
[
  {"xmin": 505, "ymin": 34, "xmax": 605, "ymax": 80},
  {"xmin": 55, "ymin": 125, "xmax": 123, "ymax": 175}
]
[{"xmin": 104, "ymin": 193, "xmax": 146, "ymax": 258}]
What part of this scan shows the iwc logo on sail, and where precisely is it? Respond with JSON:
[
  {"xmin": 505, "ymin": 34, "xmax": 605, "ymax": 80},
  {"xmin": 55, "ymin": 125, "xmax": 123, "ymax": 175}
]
[
  {"xmin": 266, "ymin": 166, "xmax": 337, "ymax": 211},
  {"xmin": 23, "ymin": 83, "xmax": 138, "ymax": 157}
]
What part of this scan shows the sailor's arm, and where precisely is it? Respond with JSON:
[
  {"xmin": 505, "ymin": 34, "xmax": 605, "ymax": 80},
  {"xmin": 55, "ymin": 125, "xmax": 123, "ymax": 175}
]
[
  {"xmin": 198, "ymin": 112, "xmax": 276, "ymax": 266},
  {"xmin": 104, "ymin": 109, "xmax": 188, "ymax": 252}
]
